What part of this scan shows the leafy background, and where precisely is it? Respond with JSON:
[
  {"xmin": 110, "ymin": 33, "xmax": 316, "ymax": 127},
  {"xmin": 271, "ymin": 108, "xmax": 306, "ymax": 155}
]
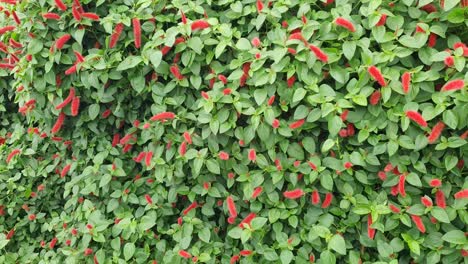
[{"xmin": 0, "ymin": 0, "xmax": 467, "ymax": 263}]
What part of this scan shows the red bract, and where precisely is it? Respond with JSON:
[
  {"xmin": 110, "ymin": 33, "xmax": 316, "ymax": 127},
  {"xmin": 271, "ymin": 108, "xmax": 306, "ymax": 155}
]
[
  {"xmin": 248, "ymin": 149, "xmax": 256, "ymax": 161},
  {"xmin": 144, "ymin": 194, "xmax": 152, "ymax": 205},
  {"xmin": 411, "ymin": 215, "xmax": 426, "ymax": 233},
  {"xmin": 368, "ymin": 66, "xmax": 386, "ymax": 86},
  {"xmin": 6, "ymin": 149, "xmax": 20, "ymax": 163},
  {"xmin": 49, "ymin": 237, "xmax": 58, "ymax": 249},
  {"xmin": 65, "ymin": 64, "xmax": 77, "ymax": 75},
  {"xmin": 183, "ymin": 201, "xmax": 198, "ymax": 215},
  {"xmin": 251, "ymin": 37, "xmax": 261, "ymax": 47},
  {"xmin": 240, "ymin": 250, "xmax": 253, "ymax": 256},
  {"xmin": 340, "ymin": 110, "xmax": 349, "ymax": 121},
  {"xmin": 170, "ymin": 65, "xmax": 184, "ymax": 80},
  {"xmin": 427, "ymin": 121, "xmax": 445, "ymax": 143},
  {"xmin": 145, "ymin": 151, "xmax": 153, "ymax": 166},
  {"xmin": 183, "ymin": 132, "xmax": 192, "ymax": 144},
  {"xmin": 369, "ymin": 90, "xmax": 381, "ymax": 105},
  {"xmin": 219, "ymin": 151, "xmax": 229, "ymax": 160},
  {"xmin": 435, "ymin": 190, "xmax": 446, "ymax": 208},
  {"xmin": 283, "ymin": 189, "xmax": 304, "ymax": 199},
  {"xmin": 308, "ymin": 44, "xmax": 328, "ymax": 63},
  {"xmin": 421, "ymin": 196, "xmax": 433, "ymax": 207},
  {"xmin": 289, "ymin": 119, "xmax": 305, "ymax": 129},
  {"xmin": 191, "ymin": 20, "xmax": 210, "ymax": 31},
  {"xmin": 230, "ymin": 255, "xmax": 240, "ymax": 264},
  {"xmin": 441, "ymin": 79, "xmax": 464, "ymax": 91},
  {"xmin": 367, "ymin": 214, "xmax": 375, "ymax": 240},
  {"xmin": 239, "ymin": 213, "xmax": 256, "ymax": 228},
  {"xmin": 256, "ymin": 0, "xmax": 264, "ymax": 13},
  {"xmin": 398, "ymin": 174, "xmax": 406, "ymax": 197},
  {"xmin": 308, "ymin": 161, "xmax": 317, "ymax": 171},
  {"xmin": 178, "ymin": 250, "xmax": 191, "ymax": 259},
  {"xmin": 74, "ymin": 51, "xmax": 85, "ymax": 63},
  {"xmin": 251, "ymin": 187, "xmax": 263, "ymax": 199},
  {"xmin": 55, "ymin": 34, "xmax": 71, "ymax": 49},
  {"xmin": 0, "ymin": 26, "xmax": 15, "ymax": 35},
  {"xmin": 71, "ymin": 5, "xmax": 81, "ymax": 21},
  {"xmin": 402, "ymin": 72, "xmax": 411, "ymax": 94},
  {"xmin": 376, "ymin": 14, "xmax": 387, "ymax": 26},
  {"xmin": 311, "ymin": 190, "xmax": 320, "ymax": 205},
  {"xmin": 132, "ymin": 18, "xmax": 141, "ymax": 48},
  {"xmin": 321, "ymin": 193, "xmax": 333, "ymax": 208},
  {"xmin": 180, "ymin": 10, "xmax": 187, "ymax": 24},
  {"xmin": 389, "ymin": 204, "xmax": 401, "ymax": 213},
  {"xmin": 226, "ymin": 196, "xmax": 237, "ymax": 218},
  {"xmin": 444, "ymin": 56, "xmax": 454, "ymax": 67},
  {"xmin": 405, "ymin": 110, "xmax": 427, "ymax": 127},
  {"xmin": 429, "ymin": 179, "xmax": 442, "ymax": 187},
  {"xmin": 272, "ymin": 119, "xmax": 280, "ymax": 128},
  {"xmin": 71, "ymin": 96, "xmax": 80, "ymax": 116},
  {"xmin": 60, "ymin": 164, "xmax": 71, "ymax": 177},
  {"xmin": 43, "ymin": 12, "xmax": 61, "ymax": 20},
  {"xmin": 335, "ymin": 17, "xmax": 356, "ymax": 32},
  {"xmin": 179, "ymin": 141, "xmax": 187, "ymax": 156},
  {"xmin": 51, "ymin": 112, "xmax": 66, "ymax": 134},
  {"xmin": 454, "ymin": 189, "xmax": 468, "ymax": 199},
  {"xmin": 54, "ymin": 0, "xmax": 67, "ymax": 11},
  {"xmin": 109, "ymin": 23, "xmax": 124, "ymax": 48},
  {"xmin": 287, "ymin": 75, "xmax": 296, "ymax": 88},
  {"xmin": 82, "ymin": 12, "xmax": 100, "ymax": 21},
  {"xmin": 150, "ymin": 112, "xmax": 176, "ymax": 121}
]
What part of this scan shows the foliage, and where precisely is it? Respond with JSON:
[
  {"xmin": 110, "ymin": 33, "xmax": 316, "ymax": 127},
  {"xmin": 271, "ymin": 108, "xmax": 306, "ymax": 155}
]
[{"xmin": 1, "ymin": 0, "xmax": 468, "ymax": 263}]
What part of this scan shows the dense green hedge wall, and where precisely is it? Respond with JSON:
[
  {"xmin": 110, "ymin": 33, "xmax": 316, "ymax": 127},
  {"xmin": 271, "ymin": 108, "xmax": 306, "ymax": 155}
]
[{"xmin": 1, "ymin": 0, "xmax": 468, "ymax": 263}]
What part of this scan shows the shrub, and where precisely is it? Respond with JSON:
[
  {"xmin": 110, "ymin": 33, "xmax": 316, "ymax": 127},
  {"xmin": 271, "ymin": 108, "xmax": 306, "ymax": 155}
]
[{"xmin": 1, "ymin": 0, "xmax": 467, "ymax": 263}]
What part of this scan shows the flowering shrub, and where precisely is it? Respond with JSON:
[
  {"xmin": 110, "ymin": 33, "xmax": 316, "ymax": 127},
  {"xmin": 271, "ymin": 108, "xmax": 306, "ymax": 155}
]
[{"xmin": 1, "ymin": 0, "xmax": 468, "ymax": 263}]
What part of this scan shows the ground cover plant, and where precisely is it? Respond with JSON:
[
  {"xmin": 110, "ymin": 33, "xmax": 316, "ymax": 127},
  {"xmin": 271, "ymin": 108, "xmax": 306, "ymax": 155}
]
[{"xmin": 0, "ymin": 0, "xmax": 468, "ymax": 263}]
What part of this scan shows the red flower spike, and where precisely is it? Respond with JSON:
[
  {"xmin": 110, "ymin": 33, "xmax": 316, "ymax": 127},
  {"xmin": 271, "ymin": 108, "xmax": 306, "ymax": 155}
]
[
  {"xmin": 378, "ymin": 171, "xmax": 387, "ymax": 181},
  {"xmin": 311, "ymin": 190, "xmax": 320, "ymax": 205},
  {"xmin": 248, "ymin": 149, "xmax": 256, "ymax": 161},
  {"xmin": 322, "ymin": 193, "xmax": 333, "ymax": 208},
  {"xmin": 398, "ymin": 174, "xmax": 406, "ymax": 197},
  {"xmin": 183, "ymin": 201, "xmax": 198, "ymax": 215},
  {"xmin": 441, "ymin": 79, "xmax": 464, "ymax": 92},
  {"xmin": 308, "ymin": 44, "xmax": 328, "ymax": 63},
  {"xmin": 71, "ymin": 96, "xmax": 80, "ymax": 116},
  {"xmin": 239, "ymin": 213, "xmax": 256, "ymax": 228},
  {"xmin": 180, "ymin": 10, "xmax": 187, "ymax": 24},
  {"xmin": 240, "ymin": 250, "xmax": 253, "ymax": 256},
  {"xmin": 179, "ymin": 141, "xmax": 187, "ymax": 156},
  {"xmin": 191, "ymin": 20, "xmax": 210, "ymax": 31},
  {"xmin": 60, "ymin": 164, "xmax": 71, "ymax": 177},
  {"xmin": 0, "ymin": 26, "xmax": 16, "ymax": 35},
  {"xmin": 402, "ymin": 72, "xmax": 411, "ymax": 94},
  {"xmin": 427, "ymin": 121, "xmax": 445, "ymax": 144},
  {"xmin": 454, "ymin": 189, "xmax": 468, "ymax": 199},
  {"xmin": 226, "ymin": 196, "xmax": 237, "ymax": 218},
  {"xmin": 411, "ymin": 215, "xmax": 426, "ymax": 233},
  {"xmin": 55, "ymin": 0, "xmax": 67, "ymax": 11},
  {"xmin": 51, "ymin": 112, "xmax": 66, "ymax": 134},
  {"xmin": 43, "ymin": 12, "xmax": 61, "ymax": 20},
  {"xmin": 335, "ymin": 17, "xmax": 356, "ymax": 32},
  {"xmin": 421, "ymin": 196, "xmax": 433, "ymax": 207},
  {"xmin": 405, "ymin": 110, "xmax": 427, "ymax": 127},
  {"xmin": 444, "ymin": 56, "xmax": 454, "ymax": 67},
  {"xmin": 230, "ymin": 255, "xmax": 240, "ymax": 264},
  {"xmin": 170, "ymin": 65, "xmax": 184, "ymax": 80},
  {"xmin": 272, "ymin": 119, "xmax": 280, "ymax": 128},
  {"xmin": 368, "ymin": 66, "xmax": 386, "ymax": 86},
  {"xmin": 367, "ymin": 214, "xmax": 376, "ymax": 240},
  {"xmin": 49, "ymin": 237, "xmax": 58, "ymax": 249},
  {"xmin": 219, "ymin": 151, "xmax": 229, "ymax": 160},
  {"xmin": 339, "ymin": 111, "xmax": 349, "ymax": 122},
  {"xmin": 429, "ymin": 179, "xmax": 442, "ymax": 187},
  {"xmin": 132, "ymin": 18, "xmax": 141, "ymax": 49},
  {"xmin": 289, "ymin": 119, "xmax": 305, "ymax": 129},
  {"xmin": 251, "ymin": 187, "xmax": 263, "ymax": 199},
  {"xmin": 84, "ymin": 248, "xmax": 93, "ymax": 256},
  {"xmin": 287, "ymin": 75, "xmax": 296, "ymax": 88},
  {"xmin": 145, "ymin": 151, "xmax": 153, "ymax": 167},
  {"xmin": 251, "ymin": 37, "xmax": 261, "ymax": 47},
  {"xmin": 389, "ymin": 204, "xmax": 401, "ymax": 213},
  {"xmin": 56, "ymin": 34, "xmax": 71, "ymax": 49},
  {"xmin": 82, "ymin": 12, "xmax": 100, "ymax": 21},
  {"xmin": 151, "ymin": 112, "xmax": 176, "ymax": 121},
  {"xmin": 435, "ymin": 190, "xmax": 446, "ymax": 208},
  {"xmin": 144, "ymin": 194, "xmax": 153, "ymax": 205},
  {"xmin": 369, "ymin": 90, "xmax": 381, "ymax": 105},
  {"xmin": 179, "ymin": 250, "xmax": 191, "ymax": 259},
  {"xmin": 256, "ymin": 0, "xmax": 264, "ymax": 13},
  {"xmin": 283, "ymin": 189, "xmax": 304, "ymax": 199},
  {"xmin": 376, "ymin": 14, "xmax": 387, "ymax": 26}
]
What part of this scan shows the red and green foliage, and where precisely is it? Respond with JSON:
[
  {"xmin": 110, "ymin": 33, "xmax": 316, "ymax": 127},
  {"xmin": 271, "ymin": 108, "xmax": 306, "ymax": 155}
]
[{"xmin": 0, "ymin": 0, "xmax": 468, "ymax": 263}]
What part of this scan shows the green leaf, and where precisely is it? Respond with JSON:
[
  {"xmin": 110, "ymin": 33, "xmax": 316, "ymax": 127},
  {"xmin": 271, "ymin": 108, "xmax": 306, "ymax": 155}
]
[
  {"xmin": 447, "ymin": 8, "xmax": 465, "ymax": 23},
  {"xmin": 343, "ymin": 41, "xmax": 356, "ymax": 60},
  {"xmin": 442, "ymin": 230, "xmax": 467, "ymax": 244},
  {"xmin": 123, "ymin": 243, "xmax": 136, "ymax": 261},
  {"xmin": 280, "ymin": 250, "xmax": 293, "ymax": 264},
  {"xmin": 329, "ymin": 234, "xmax": 346, "ymax": 255},
  {"xmin": 88, "ymin": 104, "xmax": 100, "ymax": 120},
  {"xmin": 431, "ymin": 207, "xmax": 450, "ymax": 223},
  {"xmin": 236, "ymin": 38, "xmax": 251, "ymax": 50},
  {"xmin": 188, "ymin": 37, "xmax": 203, "ymax": 54},
  {"xmin": 117, "ymin": 56, "xmax": 142, "ymax": 71},
  {"xmin": 198, "ymin": 228, "xmax": 211, "ymax": 243},
  {"xmin": 149, "ymin": 50, "xmax": 162, "ymax": 68}
]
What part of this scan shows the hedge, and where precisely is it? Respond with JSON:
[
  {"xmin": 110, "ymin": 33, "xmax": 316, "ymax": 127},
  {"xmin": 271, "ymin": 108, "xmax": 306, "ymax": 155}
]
[{"xmin": 1, "ymin": 0, "xmax": 468, "ymax": 263}]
